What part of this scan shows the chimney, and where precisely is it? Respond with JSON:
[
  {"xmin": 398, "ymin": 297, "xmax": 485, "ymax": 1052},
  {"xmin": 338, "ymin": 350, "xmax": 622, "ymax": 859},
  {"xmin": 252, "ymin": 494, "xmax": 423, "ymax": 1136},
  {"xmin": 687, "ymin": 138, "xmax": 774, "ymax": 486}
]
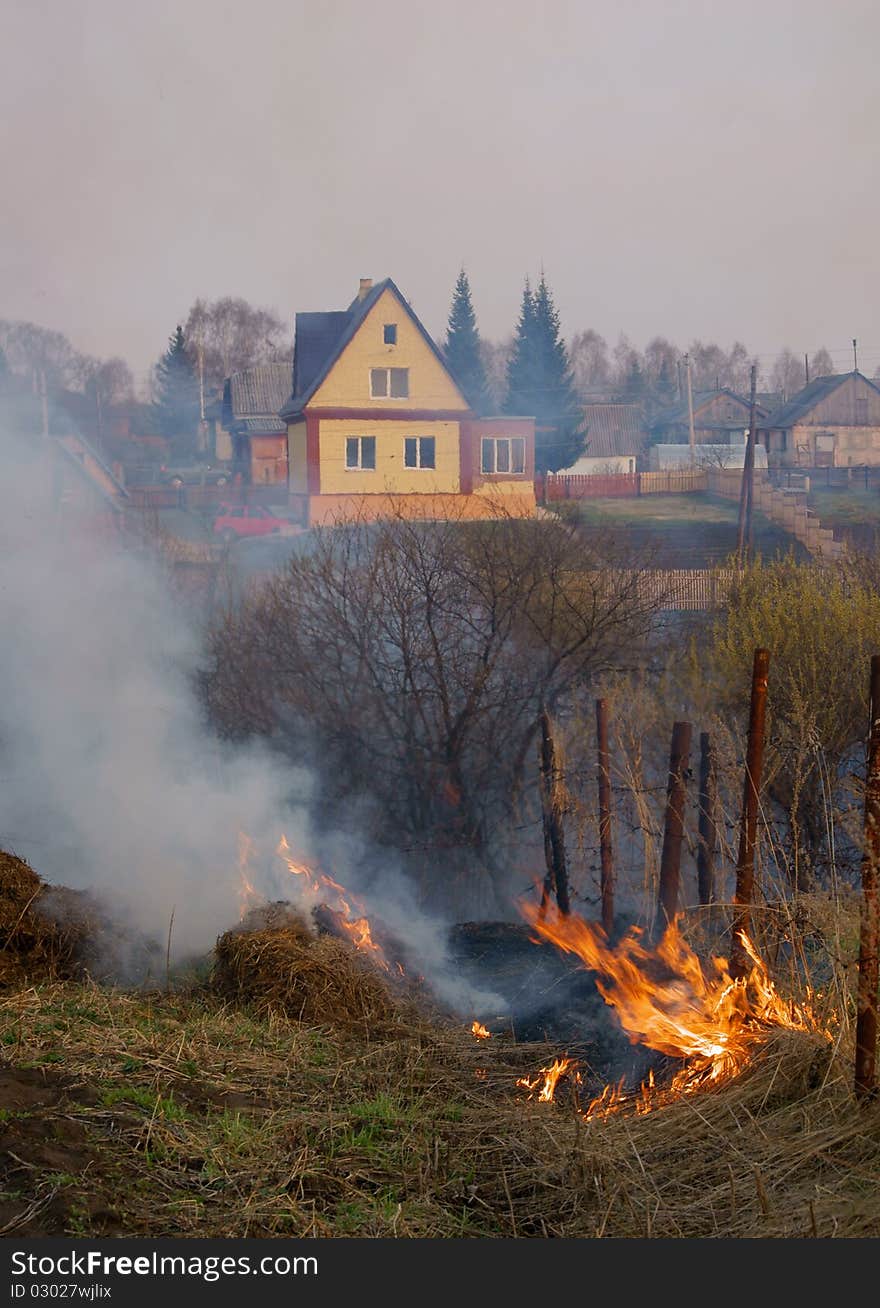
[{"xmin": 358, "ymin": 278, "xmax": 373, "ymax": 301}]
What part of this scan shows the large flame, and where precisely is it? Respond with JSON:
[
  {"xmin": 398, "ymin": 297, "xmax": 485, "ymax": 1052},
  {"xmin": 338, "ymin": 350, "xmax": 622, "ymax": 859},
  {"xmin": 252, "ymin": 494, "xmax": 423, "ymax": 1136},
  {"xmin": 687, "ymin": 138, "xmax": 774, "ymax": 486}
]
[
  {"xmin": 276, "ymin": 834, "xmax": 392, "ymax": 971},
  {"xmin": 471, "ymin": 1021, "xmax": 491, "ymax": 1040},
  {"xmin": 519, "ymin": 902, "xmax": 827, "ymax": 1119}
]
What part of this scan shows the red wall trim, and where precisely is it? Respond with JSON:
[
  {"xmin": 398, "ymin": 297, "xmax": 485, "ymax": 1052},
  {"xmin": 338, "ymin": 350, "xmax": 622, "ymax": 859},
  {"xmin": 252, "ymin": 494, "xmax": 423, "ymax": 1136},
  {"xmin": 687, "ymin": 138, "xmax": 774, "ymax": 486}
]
[{"xmin": 306, "ymin": 415, "xmax": 321, "ymax": 495}]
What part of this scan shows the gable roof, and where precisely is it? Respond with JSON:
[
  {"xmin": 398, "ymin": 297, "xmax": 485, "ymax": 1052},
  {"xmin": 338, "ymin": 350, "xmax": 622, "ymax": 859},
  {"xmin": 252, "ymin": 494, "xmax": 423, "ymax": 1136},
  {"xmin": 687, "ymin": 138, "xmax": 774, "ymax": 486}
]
[
  {"xmin": 227, "ymin": 363, "xmax": 291, "ymax": 419},
  {"xmin": 762, "ymin": 371, "xmax": 880, "ymax": 428},
  {"xmin": 281, "ymin": 278, "xmax": 465, "ymax": 419},
  {"xmin": 652, "ymin": 387, "xmax": 764, "ymax": 428},
  {"xmin": 581, "ymin": 404, "xmax": 648, "ymax": 459}
]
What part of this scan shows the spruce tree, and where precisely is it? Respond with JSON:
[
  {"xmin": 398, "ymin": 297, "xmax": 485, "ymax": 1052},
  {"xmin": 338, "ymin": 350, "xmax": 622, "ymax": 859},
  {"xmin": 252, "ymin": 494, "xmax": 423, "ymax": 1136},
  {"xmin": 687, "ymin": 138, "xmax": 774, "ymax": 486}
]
[
  {"xmin": 505, "ymin": 275, "xmax": 583, "ymax": 473},
  {"xmin": 504, "ymin": 280, "xmax": 538, "ymax": 418},
  {"xmin": 444, "ymin": 270, "xmax": 490, "ymax": 413},
  {"xmin": 153, "ymin": 326, "xmax": 200, "ymax": 455}
]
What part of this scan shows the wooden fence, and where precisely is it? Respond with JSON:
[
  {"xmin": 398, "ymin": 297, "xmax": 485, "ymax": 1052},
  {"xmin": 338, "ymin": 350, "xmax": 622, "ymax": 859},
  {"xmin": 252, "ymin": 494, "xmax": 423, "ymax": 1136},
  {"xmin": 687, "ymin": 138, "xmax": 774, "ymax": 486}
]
[
  {"xmin": 638, "ymin": 568, "xmax": 736, "ymax": 610},
  {"xmin": 538, "ymin": 469, "xmax": 708, "ymax": 501},
  {"xmin": 127, "ymin": 484, "xmax": 288, "ymax": 511}
]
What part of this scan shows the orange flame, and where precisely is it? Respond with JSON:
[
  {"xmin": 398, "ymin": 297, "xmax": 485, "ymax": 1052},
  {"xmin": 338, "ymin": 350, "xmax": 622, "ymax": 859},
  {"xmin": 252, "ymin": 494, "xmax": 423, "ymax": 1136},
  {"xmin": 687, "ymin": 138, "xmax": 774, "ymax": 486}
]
[
  {"xmin": 276, "ymin": 834, "xmax": 392, "ymax": 972},
  {"xmin": 237, "ymin": 832, "xmax": 262, "ymax": 920},
  {"xmin": 471, "ymin": 1021, "xmax": 491, "ymax": 1040},
  {"xmin": 517, "ymin": 1057, "xmax": 582, "ymax": 1103},
  {"xmin": 518, "ymin": 902, "xmax": 827, "ymax": 1118}
]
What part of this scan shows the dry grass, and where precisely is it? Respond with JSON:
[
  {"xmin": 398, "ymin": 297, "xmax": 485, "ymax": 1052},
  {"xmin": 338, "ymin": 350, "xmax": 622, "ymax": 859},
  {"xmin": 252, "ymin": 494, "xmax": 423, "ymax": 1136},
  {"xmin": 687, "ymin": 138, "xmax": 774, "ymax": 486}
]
[
  {"xmin": 0, "ymin": 859, "xmax": 877, "ymax": 1238},
  {"xmin": 0, "ymin": 967, "xmax": 877, "ymax": 1238}
]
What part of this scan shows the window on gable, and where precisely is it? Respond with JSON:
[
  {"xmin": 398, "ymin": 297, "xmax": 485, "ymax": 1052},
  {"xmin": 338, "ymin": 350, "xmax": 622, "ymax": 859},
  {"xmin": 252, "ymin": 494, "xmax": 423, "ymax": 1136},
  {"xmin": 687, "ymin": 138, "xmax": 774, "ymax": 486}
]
[
  {"xmin": 404, "ymin": 436, "xmax": 436, "ymax": 469},
  {"xmin": 481, "ymin": 436, "xmax": 526, "ymax": 475},
  {"xmin": 346, "ymin": 436, "xmax": 376, "ymax": 470},
  {"xmin": 384, "ymin": 323, "xmax": 397, "ymax": 345},
  {"xmin": 370, "ymin": 367, "xmax": 409, "ymax": 398}
]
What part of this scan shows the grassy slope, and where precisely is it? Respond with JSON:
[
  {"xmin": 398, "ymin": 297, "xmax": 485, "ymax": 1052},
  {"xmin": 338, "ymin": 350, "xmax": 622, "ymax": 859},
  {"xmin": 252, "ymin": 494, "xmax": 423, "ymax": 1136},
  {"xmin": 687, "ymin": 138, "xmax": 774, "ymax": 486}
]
[
  {"xmin": 570, "ymin": 494, "xmax": 804, "ymax": 568},
  {"xmin": 0, "ymin": 980, "xmax": 878, "ymax": 1239}
]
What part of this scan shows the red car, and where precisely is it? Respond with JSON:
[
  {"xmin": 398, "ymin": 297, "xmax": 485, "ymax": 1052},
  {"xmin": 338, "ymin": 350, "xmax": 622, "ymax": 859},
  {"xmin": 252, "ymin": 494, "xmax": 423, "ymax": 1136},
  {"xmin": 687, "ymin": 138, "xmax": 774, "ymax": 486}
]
[{"xmin": 213, "ymin": 504, "xmax": 293, "ymax": 542}]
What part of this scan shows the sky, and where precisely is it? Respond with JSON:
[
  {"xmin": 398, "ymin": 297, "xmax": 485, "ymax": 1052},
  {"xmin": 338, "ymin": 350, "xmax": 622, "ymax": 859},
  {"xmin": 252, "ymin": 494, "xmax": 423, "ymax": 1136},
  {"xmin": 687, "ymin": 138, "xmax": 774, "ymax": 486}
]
[{"xmin": 2, "ymin": 0, "xmax": 879, "ymax": 388}]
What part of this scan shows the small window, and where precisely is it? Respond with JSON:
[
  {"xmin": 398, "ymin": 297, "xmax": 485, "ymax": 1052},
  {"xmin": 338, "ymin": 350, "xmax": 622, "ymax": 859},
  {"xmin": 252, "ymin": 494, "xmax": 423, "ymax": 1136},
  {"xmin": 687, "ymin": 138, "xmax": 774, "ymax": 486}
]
[
  {"xmin": 481, "ymin": 438, "xmax": 494, "ymax": 474},
  {"xmin": 496, "ymin": 439, "xmax": 510, "ymax": 473},
  {"xmin": 346, "ymin": 436, "xmax": 376, "ymax": 470},
  {"xmin": 370, "ymin": 366, "xmax": 409, "ymax": 398},
  {"xmin": 383, "ymin": 323, "xmax": 397, "ymax": 345},
  {"xmin": 404, "ymin": 436, "xmax": 435, "ymax": 469},
  {"xmin": 511, "ymin": 437, "xmax": 525, "ymax": 473}
]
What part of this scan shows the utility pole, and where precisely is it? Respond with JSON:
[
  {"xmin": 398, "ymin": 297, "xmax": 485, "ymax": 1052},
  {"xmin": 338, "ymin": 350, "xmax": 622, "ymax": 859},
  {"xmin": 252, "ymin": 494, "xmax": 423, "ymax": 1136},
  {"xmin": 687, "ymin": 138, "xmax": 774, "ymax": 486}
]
[
  {"xmin": 685, "ymin": 353, "xmax": 696, "ymax": 449},
  {"xmin": 853, "ymin": 338, "xmax": 859, "ymax": 373},
  {"xmin": 804, "ymin": 353, "xmax": 810, "ymax": 385},
  {"xmin": 737, "ymin": 364, "xmax": 758, "ymax": 566}
]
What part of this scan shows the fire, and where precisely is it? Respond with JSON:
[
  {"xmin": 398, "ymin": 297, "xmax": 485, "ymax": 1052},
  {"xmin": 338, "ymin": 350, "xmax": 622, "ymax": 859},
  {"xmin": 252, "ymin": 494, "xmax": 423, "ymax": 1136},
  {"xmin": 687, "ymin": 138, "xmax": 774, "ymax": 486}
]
[
  {"xmin": 518, "ymin": 902, "xmax": 828, "ymax": 1119},
  {"xmin": 471, "ymin": 1021, "xmax": 491, "ymax": 1040},
  {"xmin": 276, "ymin": 834, "xmax": 392, "ymax": 972},
  {"xmin": 517, "ymin": 1057, "xmax": 581, "ymax": 1103},
  {"xmin": 237, "ymin": 832, "xmax": 262, "ymax": 920}
]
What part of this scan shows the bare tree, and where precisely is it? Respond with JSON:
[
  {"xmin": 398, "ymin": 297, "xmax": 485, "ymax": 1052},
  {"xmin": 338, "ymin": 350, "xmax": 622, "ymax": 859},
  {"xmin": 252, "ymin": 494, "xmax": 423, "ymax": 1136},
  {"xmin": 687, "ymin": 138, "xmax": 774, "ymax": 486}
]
[
  {"xmin": 478, "ymin": 337, "xmax": 513, "ymax": 411},
  {"xmin": 810, "ymin": 347, "xmax": 835, "ymax": 379},
  {"xmin": 770, "ymin": 348, "xmax": 806, "ymax": 399},
  {"xmin": 204, "ymin": 505, "xmax": 660, "ymax": 909},
  {"xmin": 184, "ymin": 297, "xmax": 292, "ymax": 402},
  {"xmin": 569, "ymin": 329, "xmax": 611, "ymax": 398}
]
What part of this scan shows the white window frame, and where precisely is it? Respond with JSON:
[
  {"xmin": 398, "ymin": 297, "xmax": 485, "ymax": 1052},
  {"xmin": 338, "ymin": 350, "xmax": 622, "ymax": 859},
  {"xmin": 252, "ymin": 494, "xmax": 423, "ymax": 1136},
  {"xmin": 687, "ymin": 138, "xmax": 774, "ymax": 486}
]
[
  {"xmin": 345, "ymin": 435, "xmax": 376, "ymax": 471},
  {"xmin": 369, "ymin": 367, "xmax": 409, "ymax": 399},
  {"xmin": 481, "ymin": 436, "xmax": 526, "ymax": 475},
  {"xmin": 403, "ymin": 435, "xmax": 436, "ymax": 470}
]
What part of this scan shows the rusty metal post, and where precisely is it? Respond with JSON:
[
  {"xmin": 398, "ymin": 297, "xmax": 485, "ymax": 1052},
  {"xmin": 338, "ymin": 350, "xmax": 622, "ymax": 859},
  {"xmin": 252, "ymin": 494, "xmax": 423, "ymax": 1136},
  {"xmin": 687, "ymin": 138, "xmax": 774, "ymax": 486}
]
[
  {"xmin": 539, "ymin": 707, "xmax": 570, "ymax": 916},
  {"xmin": 730, "ymin": 649, "xmax": 771, "ymax": 979},
  {"xmin": 596, "ymin": 699, "xmax": 614, "ymax": 935},
  {"xmin": 697, "ymin": 732, "xmax": 717, "ymax": 905},
  {"xmin": 656, "ymin": 721, "xmax": 692, "ymax": 938},
  {"xmin": 856, "ymin": 655, "xmax": 880, "ymax": 1098}
]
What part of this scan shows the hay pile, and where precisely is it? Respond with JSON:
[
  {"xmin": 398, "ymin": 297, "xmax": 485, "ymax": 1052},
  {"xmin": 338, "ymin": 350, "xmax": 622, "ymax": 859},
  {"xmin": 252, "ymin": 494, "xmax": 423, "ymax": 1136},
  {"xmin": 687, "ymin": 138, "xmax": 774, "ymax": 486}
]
[
  {"xmin": 212, "ymin": 907, "xmax": 407, "ymax": 1033},
  {"xmin": 0, "ymin": 852, "xmax": 91, "ymax": 988}
]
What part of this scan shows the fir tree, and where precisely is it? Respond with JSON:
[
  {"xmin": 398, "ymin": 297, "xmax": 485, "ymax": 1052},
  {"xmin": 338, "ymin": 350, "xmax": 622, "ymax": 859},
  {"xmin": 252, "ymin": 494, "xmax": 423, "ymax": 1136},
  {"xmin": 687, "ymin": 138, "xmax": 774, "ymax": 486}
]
[
  {"xmin": 655, "ymin": 355, "xmax": 677, "ymax": 408},
  {"xmin": 153, "ymin": 326, "xmax": 200, "ymax": 455},
  {"xmin": 622, "ymin": 356, "xmax": 647, "ymax": 405},
  {"xmin": 443, "ymin": 269, "xmax": 490, "ymax": 413},
  {"xmin": 505, "ymin": 275, "xmax": 583, "ymax": 473}
]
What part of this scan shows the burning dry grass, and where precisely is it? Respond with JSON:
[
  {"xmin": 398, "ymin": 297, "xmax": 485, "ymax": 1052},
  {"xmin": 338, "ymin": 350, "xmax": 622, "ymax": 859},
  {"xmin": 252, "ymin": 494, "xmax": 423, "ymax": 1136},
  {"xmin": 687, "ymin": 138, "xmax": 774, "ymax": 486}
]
[
  {"xmin": 0, "ymin": 977, "xmax": 876, "ymax": 1238},
  {"xmin": 212, "ymin": 915, "xmax": 404, "ymax": 1034}
]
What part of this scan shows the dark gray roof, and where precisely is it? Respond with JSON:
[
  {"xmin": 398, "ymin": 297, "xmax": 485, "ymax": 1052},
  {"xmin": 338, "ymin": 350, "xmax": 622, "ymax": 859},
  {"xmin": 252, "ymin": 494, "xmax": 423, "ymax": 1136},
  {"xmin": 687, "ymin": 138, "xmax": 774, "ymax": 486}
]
[
  {"xmin": 652, "ymin": 387, "xmax": 761, "ymax": 428},
  {"xmin": 581, "ymin": 404, "xmax": 648, "ymax": 459},
  {"xmin": 237, "ymin": 416, "xmax": 286, "ymax": 434},
  {"xmin": 281, "ymin": 278, "xmax": 464, "ymax": 419},
  {"xmin": 227, "ymin": 363, "xmax": 292, "ymax": 419},
  {"xmin": 762, "ymin": 371, "xmax": 880, "ymax": 428}
]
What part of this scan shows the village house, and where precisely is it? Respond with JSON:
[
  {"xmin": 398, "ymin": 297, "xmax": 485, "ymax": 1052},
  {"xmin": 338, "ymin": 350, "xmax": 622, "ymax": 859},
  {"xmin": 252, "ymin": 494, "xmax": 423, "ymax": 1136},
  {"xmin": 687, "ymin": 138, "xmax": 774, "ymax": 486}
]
[
  {"xmin": 280, "ymin": 278, "xmax": 536, "ymax": 526},
  {"xmin": 758, "ymin": 371, "xmax": 880, "ymax": 468},
  {"xmin": 650, "ymin": 387, "xmax": 769, "ymax": 446},
  {"xmin": 222, "ymin": 362, "xmax": 291, "ymax": 487},
  {"xmin": 560, "ymin": 403, "xmax": 648, "ymax": 475}
]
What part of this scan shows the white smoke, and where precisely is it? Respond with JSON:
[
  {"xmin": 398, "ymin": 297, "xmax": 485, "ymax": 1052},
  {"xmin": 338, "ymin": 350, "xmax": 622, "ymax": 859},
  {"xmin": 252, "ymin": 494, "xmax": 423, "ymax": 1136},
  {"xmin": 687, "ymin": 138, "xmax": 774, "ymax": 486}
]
[{"xmin": 0, "ymin": 429, "xmax": 504, "ymax": 1013}]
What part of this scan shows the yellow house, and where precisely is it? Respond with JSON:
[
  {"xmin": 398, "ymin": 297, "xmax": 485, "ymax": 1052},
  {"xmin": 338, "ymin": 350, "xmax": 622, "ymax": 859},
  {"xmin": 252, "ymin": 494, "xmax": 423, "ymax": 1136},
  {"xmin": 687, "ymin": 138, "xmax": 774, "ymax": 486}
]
[{"xmin": 280, "ymin": 278, "xmax": 536, "ymax": 525}]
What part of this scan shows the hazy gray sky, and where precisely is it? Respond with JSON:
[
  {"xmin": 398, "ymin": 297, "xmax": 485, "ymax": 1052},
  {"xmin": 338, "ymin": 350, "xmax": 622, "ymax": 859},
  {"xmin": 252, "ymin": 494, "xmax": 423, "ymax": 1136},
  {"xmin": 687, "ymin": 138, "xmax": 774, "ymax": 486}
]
[{"xmin": 3, "ymin": 0, "xmax": 878, "ymax": 386}]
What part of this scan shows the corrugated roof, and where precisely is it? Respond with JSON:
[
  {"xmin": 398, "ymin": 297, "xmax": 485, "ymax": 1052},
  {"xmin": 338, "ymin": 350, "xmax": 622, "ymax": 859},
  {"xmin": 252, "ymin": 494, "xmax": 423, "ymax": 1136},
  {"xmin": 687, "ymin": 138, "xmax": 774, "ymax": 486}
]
[
  {"xmin": 228, "ymin": 363, "xmax": 292, "ymax": 419},
  {"xmin": 237, "ymin": 416, "xmax": 286, "ymax": 434},
  {"xmin": 653, "ymin": 387, "xmax": 761, "ymax": 428},
  {"xmin": 761, "ymin": 371, "xmax": 880, "ymax": 428},
  {"xmin": 580, "ymin": 404, "xmax": 648, "ymax": 459}
]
